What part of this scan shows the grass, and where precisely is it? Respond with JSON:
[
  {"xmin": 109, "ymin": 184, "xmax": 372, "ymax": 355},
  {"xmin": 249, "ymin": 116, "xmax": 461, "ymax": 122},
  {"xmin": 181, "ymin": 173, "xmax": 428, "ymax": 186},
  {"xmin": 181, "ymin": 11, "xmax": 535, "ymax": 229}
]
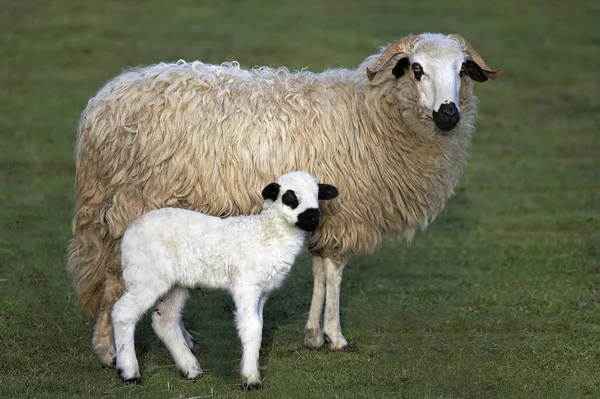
[{"xmin": 1, "ymin": 0, "xmax": 599, "ymax": 397}]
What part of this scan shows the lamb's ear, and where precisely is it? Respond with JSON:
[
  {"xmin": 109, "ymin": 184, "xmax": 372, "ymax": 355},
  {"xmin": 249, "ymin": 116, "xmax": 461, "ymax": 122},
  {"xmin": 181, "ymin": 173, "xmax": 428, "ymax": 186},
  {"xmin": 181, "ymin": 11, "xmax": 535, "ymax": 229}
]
[
  {"xmin": 318, "ymin": 184, "xmax": 339, "ymax": 200},
  {"xmin": 261, "ymin": 182, "xmax": 280, "ymax": 201}
]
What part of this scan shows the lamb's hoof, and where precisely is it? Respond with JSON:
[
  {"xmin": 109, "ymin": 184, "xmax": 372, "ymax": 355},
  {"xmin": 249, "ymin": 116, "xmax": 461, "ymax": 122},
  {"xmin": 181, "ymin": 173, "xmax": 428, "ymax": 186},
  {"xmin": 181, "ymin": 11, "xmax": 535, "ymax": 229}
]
[
  {"xmin": 123, "ymin": 376, "xmax": 142, "ymax": 385},
  {"xmin": 117, "ymin": 368, "xmax": 142, "ymax": 384},
  {"xmin": 189, "ymin": 338, "xmax": 201, "ymax": 353},
  {"xmin": 242, "ymin": 382, "xmax": 263, "ymax": 392},
  {"xmin": 303, "ymin": 328, "xmax": 325, "ymax": 350},
  {"xmin": 182, "ymin": 369, "xmax": 203, "ymax": 381}
]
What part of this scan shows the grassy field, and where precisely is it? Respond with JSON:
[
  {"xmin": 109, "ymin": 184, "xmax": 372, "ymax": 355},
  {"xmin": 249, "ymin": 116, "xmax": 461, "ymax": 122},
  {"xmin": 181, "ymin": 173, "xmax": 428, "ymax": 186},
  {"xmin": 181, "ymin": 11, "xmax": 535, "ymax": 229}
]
[{"xmin": 1, "ymin": 0, "xmax": 599, "ymax": 398}]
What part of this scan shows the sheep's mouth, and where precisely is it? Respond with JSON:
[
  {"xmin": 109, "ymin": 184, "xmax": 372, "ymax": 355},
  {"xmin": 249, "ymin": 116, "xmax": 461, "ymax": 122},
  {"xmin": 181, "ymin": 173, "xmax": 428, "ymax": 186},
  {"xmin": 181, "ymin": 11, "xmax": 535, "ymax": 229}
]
[
  {"xmin": 435, "ymin": 121, "xmax": 459, "ymax": 132},
  {"xmin": 426, "ymin": 115, "xmax": 460, "ymax": 133}
]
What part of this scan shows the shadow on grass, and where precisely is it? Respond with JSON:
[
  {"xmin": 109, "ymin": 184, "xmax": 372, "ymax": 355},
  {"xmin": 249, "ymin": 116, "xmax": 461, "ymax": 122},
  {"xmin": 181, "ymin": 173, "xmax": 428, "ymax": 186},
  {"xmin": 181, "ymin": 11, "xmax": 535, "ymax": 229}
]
[{"xmin": 129, "ymin": 189, "xmax": 476, "ymax": 384}]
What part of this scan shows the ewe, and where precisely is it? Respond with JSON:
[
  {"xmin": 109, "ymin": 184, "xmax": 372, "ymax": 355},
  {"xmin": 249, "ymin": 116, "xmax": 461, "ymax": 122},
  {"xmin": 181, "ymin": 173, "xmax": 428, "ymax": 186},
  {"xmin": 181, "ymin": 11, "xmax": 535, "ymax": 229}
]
[
  {"xmin": 112, "ymin": 171, "xmax": 338, "ymax": 389},
  {"xmin": 68, "ymin": 32, "xmax": 502, "ymax": 364}
]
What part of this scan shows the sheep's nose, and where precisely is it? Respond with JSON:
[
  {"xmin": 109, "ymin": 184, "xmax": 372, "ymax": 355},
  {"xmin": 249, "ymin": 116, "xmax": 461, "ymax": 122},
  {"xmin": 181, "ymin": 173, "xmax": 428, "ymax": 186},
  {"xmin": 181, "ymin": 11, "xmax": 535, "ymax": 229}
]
[{"xmin": 432, "ymin": 102, "xmax": 460, "ymax": 132}]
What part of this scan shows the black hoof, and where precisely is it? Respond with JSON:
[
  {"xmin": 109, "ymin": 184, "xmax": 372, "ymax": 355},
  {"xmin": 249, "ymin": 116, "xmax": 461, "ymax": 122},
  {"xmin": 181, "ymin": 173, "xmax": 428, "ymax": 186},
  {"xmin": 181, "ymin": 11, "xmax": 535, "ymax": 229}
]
[
  {"xmin": 242, "ymin": 382, "xmax": 263, "ymax": 392},
  {"xmin": 117, "ymin": 368, "xmax": 142, "ymax": 384},
  {"xmin": 190, "ymin": 338, "xmax": 201, "ymax": 353},
  {"xmin": 180, "ymin": 370, "xmax": 203, "ymax": 381}
]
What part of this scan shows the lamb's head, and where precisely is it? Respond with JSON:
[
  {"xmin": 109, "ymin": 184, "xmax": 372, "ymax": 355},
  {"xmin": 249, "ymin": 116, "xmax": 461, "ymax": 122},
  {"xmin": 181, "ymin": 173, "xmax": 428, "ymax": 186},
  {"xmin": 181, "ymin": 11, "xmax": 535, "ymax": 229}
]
[
  {"xmin": 367, "ymin": 33, "xmax": 502, "ymax": 132},
  {"xmin": 261, "ymin": 171, "xmax": 339, "ymax": 232}
]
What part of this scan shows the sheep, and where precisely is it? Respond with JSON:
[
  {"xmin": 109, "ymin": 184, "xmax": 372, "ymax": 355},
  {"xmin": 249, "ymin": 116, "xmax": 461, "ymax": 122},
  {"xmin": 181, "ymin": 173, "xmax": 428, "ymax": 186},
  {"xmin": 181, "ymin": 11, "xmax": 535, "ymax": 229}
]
[
  {"xmin": 111, "ymin": 171, "xmax": 338, "ymax": 389},
  {"xmin": 67, "ymin": 32, "xmax": 502, "ymax": 366}
]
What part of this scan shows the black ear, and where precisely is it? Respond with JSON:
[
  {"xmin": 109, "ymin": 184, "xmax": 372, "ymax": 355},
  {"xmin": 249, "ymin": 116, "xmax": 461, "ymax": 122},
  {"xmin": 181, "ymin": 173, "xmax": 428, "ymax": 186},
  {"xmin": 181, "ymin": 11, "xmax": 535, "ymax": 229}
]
[
  {"xmin": 392, "ymin": 57, "xmax": 410, "ymax": 79},
  {"xmin": 318, "ymin": 184, "xmax": 339, "ymax": 201},
  {"xmin": 261, "ymin": 182, "xmax": 280, "ymax": 201},
  {"xmin": 462, "ymin": 60, "xmax": 488, "ymax": 82}
]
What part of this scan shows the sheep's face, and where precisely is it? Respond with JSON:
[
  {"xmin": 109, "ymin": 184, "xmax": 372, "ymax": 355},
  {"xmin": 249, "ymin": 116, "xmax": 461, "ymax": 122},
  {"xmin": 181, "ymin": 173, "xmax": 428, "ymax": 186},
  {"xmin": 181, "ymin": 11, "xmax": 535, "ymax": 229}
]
[
  {"xmin": 407, "ymin": 38, "xmax": 470, "ymax": 132},
  {"xmin": 261, "ymin": 171, "xmax": 338, "ymax": 232},
  {"xmin": 370, "ymin": 33, "xmax": 501, "ymax": 133}
]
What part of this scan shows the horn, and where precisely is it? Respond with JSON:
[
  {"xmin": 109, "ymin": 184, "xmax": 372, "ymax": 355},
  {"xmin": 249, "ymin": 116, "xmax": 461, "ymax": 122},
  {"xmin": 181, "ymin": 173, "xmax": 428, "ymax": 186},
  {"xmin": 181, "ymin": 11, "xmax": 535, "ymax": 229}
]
[
  {"xmin": 447, "ymin": 34, "xmax": 503, "ymax": 79},
  {"xmin": 366, "ymin": 35, "xmax": 422, "ymax": 81}
]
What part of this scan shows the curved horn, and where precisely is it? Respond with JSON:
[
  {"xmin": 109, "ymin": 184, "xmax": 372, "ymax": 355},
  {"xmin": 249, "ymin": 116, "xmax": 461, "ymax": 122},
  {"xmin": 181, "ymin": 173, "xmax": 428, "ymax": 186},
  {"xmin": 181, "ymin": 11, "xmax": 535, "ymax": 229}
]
[
  {"xmin": 448, "ymin": 34, "xmax": 503, "ymax": 79},
  {"xmin": 366, "ymin": 35, "xmax": 422, "ymax": 81}
]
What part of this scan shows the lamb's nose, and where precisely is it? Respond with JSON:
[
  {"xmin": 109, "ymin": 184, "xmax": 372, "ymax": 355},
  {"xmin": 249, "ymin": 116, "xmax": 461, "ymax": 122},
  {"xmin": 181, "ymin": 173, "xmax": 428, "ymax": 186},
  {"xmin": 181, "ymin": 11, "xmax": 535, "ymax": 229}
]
[{"xmin": 296, "ymin": 208, "xmax": 321, "ymax": 231}]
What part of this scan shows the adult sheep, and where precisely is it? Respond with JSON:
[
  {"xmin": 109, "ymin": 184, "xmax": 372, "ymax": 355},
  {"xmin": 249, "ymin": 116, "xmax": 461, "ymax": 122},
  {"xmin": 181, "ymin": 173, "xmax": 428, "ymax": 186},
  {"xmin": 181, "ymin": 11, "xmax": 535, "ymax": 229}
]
[{"xmin": 68, "ymin": 32, "xmax": 502, "ymax": 366}]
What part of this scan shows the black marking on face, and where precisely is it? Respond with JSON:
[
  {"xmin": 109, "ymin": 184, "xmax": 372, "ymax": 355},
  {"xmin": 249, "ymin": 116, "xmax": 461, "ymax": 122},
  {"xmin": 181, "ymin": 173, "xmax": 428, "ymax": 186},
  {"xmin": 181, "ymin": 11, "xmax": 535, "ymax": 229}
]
[
  {"xmin": 433, "ymin": 102, "xmax": 460, "ymax": 132},
  {"xmin": 412, "ymin": 62, "xmax": 423, "ymax": 81},
  {"xmin": 392, "ymin": 57, "xmax": 410, "ymax": 78},
  {"xmin": 261, "ymin": 182, "xmax": 280, "ymax": 202},
  {"xmin": 296, "ymin": 208, "xmax": 320, "ymax": 231},
  {"xmin": 317, "ymin": 184, "xmax": 339, "ymax": 200},
  {"xmin": 461, "ymin": 60, "xmax": 488, "ymax": 82},
  {"xmin": 282, "ymin": 190, "xmax": 299, "ymax": 209}
]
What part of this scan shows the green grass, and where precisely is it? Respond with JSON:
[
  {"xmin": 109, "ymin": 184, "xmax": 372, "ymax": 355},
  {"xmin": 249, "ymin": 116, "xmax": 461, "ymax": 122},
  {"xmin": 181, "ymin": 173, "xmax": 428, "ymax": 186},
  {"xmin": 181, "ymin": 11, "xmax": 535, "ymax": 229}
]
[{"xmin": 1, "ymin": 0, "xmax": 599, "ymax": 397}]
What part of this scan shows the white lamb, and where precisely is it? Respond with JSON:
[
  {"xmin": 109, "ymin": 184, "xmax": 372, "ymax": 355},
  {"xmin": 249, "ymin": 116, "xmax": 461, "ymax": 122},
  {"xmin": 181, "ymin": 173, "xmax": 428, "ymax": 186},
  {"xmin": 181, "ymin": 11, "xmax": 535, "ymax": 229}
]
[{"xmin": 111, "ymin": 171, "xmax": 339, "ymax": 390}]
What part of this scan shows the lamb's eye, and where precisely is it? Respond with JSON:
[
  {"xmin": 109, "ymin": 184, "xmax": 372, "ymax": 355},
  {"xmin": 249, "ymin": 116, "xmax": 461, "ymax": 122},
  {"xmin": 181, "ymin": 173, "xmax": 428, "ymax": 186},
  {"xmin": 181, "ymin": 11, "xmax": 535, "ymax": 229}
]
[
  {"xmin": 460, "ymin": 61, "xmax": 466, "ymax": 75},
  {"xmin": 282, "ymin": 190, "xmax": 299, "ymax": 209},
  {"xmin": 411, "ymin": 63, "xmax": 423, "ymax": 81}
]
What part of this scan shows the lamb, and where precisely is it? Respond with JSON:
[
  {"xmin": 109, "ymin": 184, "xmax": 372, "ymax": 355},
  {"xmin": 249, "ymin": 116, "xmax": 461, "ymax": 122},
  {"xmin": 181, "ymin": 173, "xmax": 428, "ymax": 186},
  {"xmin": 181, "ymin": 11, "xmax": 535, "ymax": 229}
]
[
  {"xmin": 67, "ymin": 32, "xmax": 502, "ymax": 366},
  {"xmin": 112, "ymin": 171, "xmax": 339, "ymax": 389}
]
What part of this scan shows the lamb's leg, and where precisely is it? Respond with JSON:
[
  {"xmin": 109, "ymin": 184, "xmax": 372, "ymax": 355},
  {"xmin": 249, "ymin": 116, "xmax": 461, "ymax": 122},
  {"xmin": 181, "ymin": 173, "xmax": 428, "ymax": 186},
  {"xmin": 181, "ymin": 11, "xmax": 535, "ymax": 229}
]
[
  {"xmin": 152, "ymin": 287, "xmax": 203, "ymax": 380},
  {"xmin": 112, "ymin": 285, "xmax": 166, "ymax": 383},
  {"xmin": 323, "ymin": 256, "xmax": 348, "ymax": 350},
  {"xmin": 232, "ymin": 288, "xmax": 263, "ymax": 391},
  {"xmin": 304, "ymin": 255, "xmax": 326, "ymax": 349},
  {"xmin": 180, "ymin": 320, "xmax": 200, "ymax": 352},
  {"xmin": 93, "ymin": 272, "xmax": 124, "ymax": 367}
]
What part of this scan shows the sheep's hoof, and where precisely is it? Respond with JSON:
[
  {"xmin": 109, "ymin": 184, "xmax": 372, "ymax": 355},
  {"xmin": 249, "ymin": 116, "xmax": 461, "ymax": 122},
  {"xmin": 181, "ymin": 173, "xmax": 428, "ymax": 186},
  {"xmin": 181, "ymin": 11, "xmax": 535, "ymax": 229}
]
[
  {"xmin": 303, "ymin": 328, "xmax": 325, "ymax": 350},
  {"xmin": 242, "ymin": 382, "xmax": 263, "ymax": 392},
  {"xmin": 324, "ymin": 333, "xmax": 349, "ymax": 351},
  {"xmin": 93, "ymin": 340, "xmax": 116, "ymax": 367}
]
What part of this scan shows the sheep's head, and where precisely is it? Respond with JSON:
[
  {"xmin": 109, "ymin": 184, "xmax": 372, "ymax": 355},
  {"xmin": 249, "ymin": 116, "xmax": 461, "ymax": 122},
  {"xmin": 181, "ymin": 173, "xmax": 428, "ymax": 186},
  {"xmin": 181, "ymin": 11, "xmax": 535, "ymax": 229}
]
[
  {"xmin": 367, "ymin": 33, "xmax": 502, "ymax": 132},
  {"xmin": 261, "ymin": 171, "xmax": 338, "ymax": 232}
]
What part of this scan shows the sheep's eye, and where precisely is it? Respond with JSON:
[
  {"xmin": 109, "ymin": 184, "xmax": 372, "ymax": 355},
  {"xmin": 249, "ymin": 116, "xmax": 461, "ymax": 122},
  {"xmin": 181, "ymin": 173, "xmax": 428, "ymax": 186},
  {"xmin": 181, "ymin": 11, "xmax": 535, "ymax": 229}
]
[
  {"xmin": 411, "ymin": 63, "xmax": 423, "ymax": 81},
  {"xmin": 282, "ymin": 190, "xmax": 299, "ymax": 209},
  {"xmin": 460, "ymin": 62, "xmax": 467, "ymax": 75}
]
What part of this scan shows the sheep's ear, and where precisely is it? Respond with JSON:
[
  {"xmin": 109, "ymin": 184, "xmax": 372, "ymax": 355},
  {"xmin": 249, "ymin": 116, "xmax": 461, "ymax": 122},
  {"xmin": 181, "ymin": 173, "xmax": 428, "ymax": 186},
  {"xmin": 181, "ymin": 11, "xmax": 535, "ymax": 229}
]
[
  {"xmin": 261, "ymin": 182, "xmax": 280, "ymax": 201},
  {"xmin": 392, "ymin": 57, "xmax": 410, "ymax": 79},
  {"xmin": 462, "ymin": 60, "xmax": 488, "ymax": 82},
  {"xmin": 318, "ymin": 184, "xmax": 339, "ymax": 201}
]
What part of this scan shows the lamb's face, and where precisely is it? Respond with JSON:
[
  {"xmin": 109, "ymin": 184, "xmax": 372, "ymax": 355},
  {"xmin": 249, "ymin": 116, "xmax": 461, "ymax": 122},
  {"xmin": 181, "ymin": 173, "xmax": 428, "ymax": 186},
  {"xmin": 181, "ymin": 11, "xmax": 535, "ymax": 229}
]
[{"xmin": 261, "ymin": 171, "xmax": 338, "ymax": 232}]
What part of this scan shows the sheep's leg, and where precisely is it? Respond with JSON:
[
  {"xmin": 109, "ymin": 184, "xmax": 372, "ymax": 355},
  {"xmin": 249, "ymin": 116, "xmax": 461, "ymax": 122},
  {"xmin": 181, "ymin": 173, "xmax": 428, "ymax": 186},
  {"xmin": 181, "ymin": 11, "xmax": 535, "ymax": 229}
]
[
  {"xmin": 304, "ymin": 255, "xmax": 326, "ymax": 349},
  {"xmin": 152, "ymin": 287, "xmax": 203, "ymax": 380},
  {"xmin": 92, "ymin": 272, "xmax": 124, "ymax": 367},
  {"xmin": 232, "ymin": 288, "xmax": 263, "ymax": 391},
  {"xmin": 112, "ymin": 284, "xmax": 167, "ymax": 383},
  {"xmin": 323, "ymin": 256, "xmax": 348, "ymax": 350}
]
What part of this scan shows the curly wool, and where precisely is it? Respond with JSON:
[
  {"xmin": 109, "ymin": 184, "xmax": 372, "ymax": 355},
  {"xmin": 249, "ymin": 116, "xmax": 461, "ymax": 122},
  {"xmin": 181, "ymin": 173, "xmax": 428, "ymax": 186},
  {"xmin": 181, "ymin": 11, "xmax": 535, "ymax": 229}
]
[{"xmin": 68, "ymin": 54, "xmax": 476, "ymax": 319}]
